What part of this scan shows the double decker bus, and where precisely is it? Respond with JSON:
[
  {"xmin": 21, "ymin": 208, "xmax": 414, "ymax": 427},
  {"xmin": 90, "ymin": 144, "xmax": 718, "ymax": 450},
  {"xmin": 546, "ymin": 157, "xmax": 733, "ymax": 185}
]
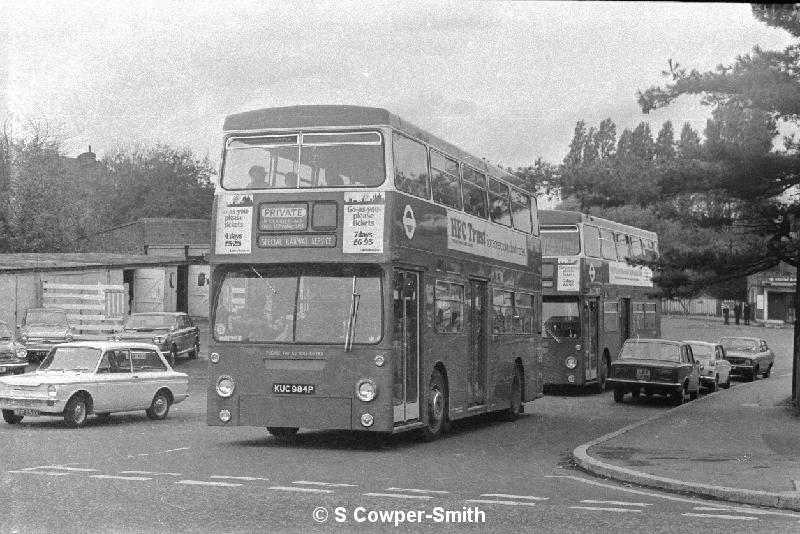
[
  {"xmin": 539, "ymin": 210, "xmax": 660, "ymax": 390},
  {"xmin": 207, "ymin": 105, "xmax": 543, "ymax": 440}
]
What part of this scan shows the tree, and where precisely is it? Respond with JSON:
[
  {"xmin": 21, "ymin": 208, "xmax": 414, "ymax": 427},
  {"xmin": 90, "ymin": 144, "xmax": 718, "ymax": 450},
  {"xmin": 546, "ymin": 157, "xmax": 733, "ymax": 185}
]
[
  {"xmin": 655, "ymin": 120, "xmax": 676, "ymax": 160},
  {"xmin": 637, "ymin": 3, "xmax": 800, "ymax": 405}
]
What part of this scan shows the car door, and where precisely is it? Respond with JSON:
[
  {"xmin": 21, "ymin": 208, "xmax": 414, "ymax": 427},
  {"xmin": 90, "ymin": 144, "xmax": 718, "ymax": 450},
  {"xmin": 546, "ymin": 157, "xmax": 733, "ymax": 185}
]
[
  {"xmin": 94, "ymin": 349, "xmax": 137, "ymax": 412},
  {"xmin": 131, "ymin": 348, "xmax": 168, "ymax": 408},
  {"xmin": 176, "ymin": 315, "xmax": 192, "ymax": 354},
  {"xmin": 760, "ymin": 340, "xmax": 774, "ymax": 368},
  {"xmin": 683, "ymin": 345, "xmax": 700, "ymax": 391}
]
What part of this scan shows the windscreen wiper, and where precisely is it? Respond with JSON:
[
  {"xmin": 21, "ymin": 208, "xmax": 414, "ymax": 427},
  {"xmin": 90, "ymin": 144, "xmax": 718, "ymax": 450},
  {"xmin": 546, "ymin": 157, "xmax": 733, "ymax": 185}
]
[{"xmin": 344, "ymin": 276, "xmax": 360, "ymax": 352}]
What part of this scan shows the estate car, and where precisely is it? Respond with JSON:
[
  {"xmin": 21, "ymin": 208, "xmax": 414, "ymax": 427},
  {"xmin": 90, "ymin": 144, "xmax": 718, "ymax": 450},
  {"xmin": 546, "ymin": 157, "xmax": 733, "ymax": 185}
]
[
  {"xmin": 113, "ymin": 312, "xmax": 200, "ymax": 366},
  {"xmin": 0, "ymin": 341, "xmax": 188, "ymax": 427},
  {"xmin": 18, "ymin": 307, "xmax": 75, "ymax": 362}
]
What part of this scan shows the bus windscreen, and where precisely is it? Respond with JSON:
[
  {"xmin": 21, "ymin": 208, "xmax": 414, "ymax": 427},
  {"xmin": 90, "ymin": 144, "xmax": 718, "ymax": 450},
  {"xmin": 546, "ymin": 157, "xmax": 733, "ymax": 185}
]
[
  {"xmin": 222, "ymin": 131, "xmax": 385, "ymax": 189},
  {"xmin": 541, "ymin": 226, "xmax": 580, "ymax": 256}
]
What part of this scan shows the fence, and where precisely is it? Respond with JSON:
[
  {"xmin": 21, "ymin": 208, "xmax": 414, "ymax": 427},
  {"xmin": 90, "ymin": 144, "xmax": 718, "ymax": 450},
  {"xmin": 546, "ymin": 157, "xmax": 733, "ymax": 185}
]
[{"xmin": 42, "ymin": 281, "xmax": 127, "ymax": 340}]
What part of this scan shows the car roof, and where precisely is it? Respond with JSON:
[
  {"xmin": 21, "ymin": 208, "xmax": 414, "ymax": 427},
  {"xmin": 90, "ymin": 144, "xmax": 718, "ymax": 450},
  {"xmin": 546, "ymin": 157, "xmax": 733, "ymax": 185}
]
[
  {"xmin": 683, "ymin": 340, "xmax": 720, "ymax": 346},
  {"xmin": 53, "ymin": 341, "xmax": 163, "ymax": 351},
  {"xmin": 623, "ymin": 338, "xmax": 683, "ymax": 346},
  {"xmin": 128, "ymin": 312, "xmax": 186, "ymax": 317},
  {"xmin": 719, "ymin": 336, "xmax": 761, "ymax": 342}
]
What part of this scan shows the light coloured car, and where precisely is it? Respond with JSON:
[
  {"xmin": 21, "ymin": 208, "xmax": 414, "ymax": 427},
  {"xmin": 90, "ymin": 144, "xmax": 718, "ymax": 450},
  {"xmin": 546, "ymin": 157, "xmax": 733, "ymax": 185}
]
[
  {"xmin": 0, "ymin": 320, "xmax": 28, "ymax": 377},
  {"xmin": 684, "ymin": 340, "xmax": 731, "ymax": 392},
  {"xmin": 113, "ymin": 312, "xmax": 200, "ymax": 366},
  {"xmin": 720, "ymin": 336, "xmax": 775, "ymax": 381},
  {"xmin": 18, "ymin": 307, "xmax": 76, "ymax": 362},
  {"xmin": 0, "ymin": 341, "xmax": 188, "ymax": 427}
]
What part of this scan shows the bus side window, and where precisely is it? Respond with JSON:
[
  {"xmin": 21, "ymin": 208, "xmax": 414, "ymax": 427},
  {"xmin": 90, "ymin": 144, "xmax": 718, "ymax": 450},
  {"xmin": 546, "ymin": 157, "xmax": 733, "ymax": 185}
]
[
  {"xmin": 583, "ymin": 225, "xmax": 601, "ymax": 258},
  {"xmin": 599, "ymin": 229, "xmax": 616, "ymax": 261},
  {"xmin": 629, "ymin": 236, "xmax": 644, "ymax": 258},
  {"xmin": 510, "ymin": 188, "xmax": 533, "ymax": 234},
  {"xmin": 488, "ymin": 178, "xmax": 511, "ymax": 227},
  {"xmin": 462, "ymin": 166, "xmax": 488, "ymax": 219},
  {"xmin": 430, "ymin": 150, "xmax": 462, "ymax": 210},
  {"xmin": 615, "ymin": 233, "xmax": 630, "ymax": 260},
  {"xmin": 393, "ymin": 132, "xmax": 430, "ymax": 199}
]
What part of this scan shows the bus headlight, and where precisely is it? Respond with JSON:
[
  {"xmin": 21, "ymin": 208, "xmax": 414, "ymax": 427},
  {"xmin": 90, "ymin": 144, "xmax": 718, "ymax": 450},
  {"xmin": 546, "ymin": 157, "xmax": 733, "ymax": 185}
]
[
  {"xmin": 360, "ymin": 413, "xmax": 374, "ymax": 427},
  {"xmin": 219, "ymin": 409, "xmax": 231, "ymax": 423},
  {"xmin": 216, "ymin": 375, "xmax": 235, "ymax": 398},
  {"xmin": 567, "ymin": 374, "xmax": 575, "ymax": 383},
  {"xmin": 356, "ymin": 379, "xmax": 377, "ymax": 402},
  {"xmin": 210, "ymin": 352, "xmax": 221, "ymax": 364},
  {"xmin": 565, "ymin": 356, "xmax": 578, "ymax": 369}
]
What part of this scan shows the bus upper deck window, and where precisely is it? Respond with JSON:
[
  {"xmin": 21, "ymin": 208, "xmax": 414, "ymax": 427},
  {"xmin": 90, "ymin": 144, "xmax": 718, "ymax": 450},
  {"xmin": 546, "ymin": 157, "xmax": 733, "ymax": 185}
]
[
  {"xmin": 430, "ymin": 150, "xmax": 462, "ymax": 210},
  {"xmin": 488, "ymin": 178, "xmax": 511, "ymax": 227},
  {"xmin": 510, "ymin": 188, "xmax": 532, "ymax": 234},
  {"xmin": 393, "ymin": 133, "xmax": 430, "ymax": 199},
  {"xmin": 462, "ymin": 166, "xmax": 488, "ymax": 219}
]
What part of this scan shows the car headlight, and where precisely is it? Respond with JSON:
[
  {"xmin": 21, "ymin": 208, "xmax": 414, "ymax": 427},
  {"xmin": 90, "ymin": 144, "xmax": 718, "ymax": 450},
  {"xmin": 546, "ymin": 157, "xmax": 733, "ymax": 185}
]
[
  {"xmin": 355, "ymin": 379, "xmax": 377, "ymax": 402},
  {"xmin": 16, "ymin": 347, "xmax": 27, "ymax": 359},
  {"xmin": 47, "ymin": 385, "xmax": 57, "ymax": 398},
  {"xmin": 20, "ymin": 334, "xmax": 28, "ymax": 343},
  {"xmin": 65, "ymin": 333, "xmax": 74, "ymax": 342},
  {"xmin": 565, "ymin": 356, "xmax": 578, "ymax": 369},
  {"xmin": 209, "ymin": 352, "xmax": 220, "ymax": 364},
  {"xmin": 216, "ymin": 375, "xmax": 235, "ymax": 398}
]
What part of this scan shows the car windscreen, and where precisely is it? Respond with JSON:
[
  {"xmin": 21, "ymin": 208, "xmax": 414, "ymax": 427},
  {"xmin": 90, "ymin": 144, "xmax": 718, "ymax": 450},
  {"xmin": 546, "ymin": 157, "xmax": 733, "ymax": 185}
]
[
  {"xmin": 124, "ymin": 315, "xmax": 174, "ymax": 329},
  {"xmin": 688, "ymin": 345, "xmax": 714, "ymax": 358},
  {"xmin": 620, "ymin": 342, "xmax": 680, "ymax": 362},
  {"xmin": 213, "ymin": 265, "xmax": 383, "ymax": 345},
  {"xmin": 25, "ymin": 310, "xmax": 67, "ymax": 325},
  {"xmin": 40, "ymin": 347, "xmax": 101, "ymax": 371},
  {"xmin": 720, "ymin": 338, "xmax": 758, "ymax": 351},
  {"xmin": 0, "ymin": 323, "xmax": 12, "ymax": 340}
]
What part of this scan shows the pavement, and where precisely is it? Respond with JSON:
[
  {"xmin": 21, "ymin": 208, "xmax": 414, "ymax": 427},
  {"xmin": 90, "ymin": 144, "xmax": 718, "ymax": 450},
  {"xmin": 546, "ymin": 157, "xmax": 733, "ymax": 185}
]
[{"xmin": 573, "ymin": 372, "xmax": 800, "ymax": 511}]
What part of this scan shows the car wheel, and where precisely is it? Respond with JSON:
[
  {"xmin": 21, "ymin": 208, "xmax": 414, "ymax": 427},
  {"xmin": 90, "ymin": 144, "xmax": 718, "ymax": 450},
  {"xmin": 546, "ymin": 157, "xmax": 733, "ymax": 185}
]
[
  {"xmin": 762, "ymin": 364, "xmax": 771, "ymax": 378},
  {"xmin": 189, "ymin": 339, "xmax": 199, "ymax": 360},
  {"xmin": 2, "ymin": 409, "xmax": 23, "ymax": 424},
  {"xmin": 749, "ymin": 366, "xmax": 759, "ymax": 382},
  {"xmin": 613, "ymin": 388, "xmax": 624, "ymax": 403},
  {"xmin": 64, "ymin": 395, "xmax": 89, "ymax": 428},
  {"xmin": 420, "ymin": 369, "xmax": 448, "ymax": 441},
  {"xmin": 146, "ymin": 390, "xmax": 172, "ymax": 420},
  {"xmin": 707, "ymin": 376, "xmax": 717, "ymax": 393},
  {"xmin": 689, "ymin": 382, "xmax": 699, "ymax": 400},
  {"xmin": 169, "ymin": 345, "xmax": 178, "ymax": 367},
  {"xmin": 672, "ymin": 388, "xmax": 684, "ymax": 406},
  {"xmin": 268, "ymin": 427, "xmax": 299, "ymax": 440},
  {"xmin": 722, "ymin": 374, "xmax": 731, "ymax": 389}
]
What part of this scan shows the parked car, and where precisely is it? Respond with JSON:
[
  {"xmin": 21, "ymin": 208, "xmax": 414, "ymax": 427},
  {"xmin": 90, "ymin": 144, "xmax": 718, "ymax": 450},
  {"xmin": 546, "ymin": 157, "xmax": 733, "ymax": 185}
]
[
  {"xmin": 113, "ymin": 312, "xmax": 200, "ymax": 366},
  {"xmin": 0, "ymin": 341, "xmax": 188, "ymax": 427},
  {"xmin": 720, "ymin": 336, "xmax": 775, "ymax": 381},
  {"xmin": 684, "ymin": 340, "xmax": 732, "ymax": 392},
  {"xmin": 18, "ymin": 307, "xmax": 75, "ymax": 362},
  {"xmin": 607, "ymin": 338, "xmax": 701, "ymax": 405},
  {"xmin": 0, "ymin": 320, "xmax": 28, "ymax": 376}
]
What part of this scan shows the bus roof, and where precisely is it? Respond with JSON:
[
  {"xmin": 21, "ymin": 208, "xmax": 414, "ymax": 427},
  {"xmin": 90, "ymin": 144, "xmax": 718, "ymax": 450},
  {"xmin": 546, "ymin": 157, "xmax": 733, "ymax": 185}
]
[
  {"xmin": 540, "ymin": 210, "xmax": 657, "ymax": 241},
  {"xmin": 222, "ymin": 105, "xmax": 525, "ymax": 189}
]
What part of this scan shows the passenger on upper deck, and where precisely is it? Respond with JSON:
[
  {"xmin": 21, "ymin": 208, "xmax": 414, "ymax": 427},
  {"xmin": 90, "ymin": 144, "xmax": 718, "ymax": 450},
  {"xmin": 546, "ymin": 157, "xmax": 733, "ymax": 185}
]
[
  {"xmin": 284, "ymin": 172, "xmax": 298, "ymax": 188},
  {"xmin": 247, "ymin": 165, "xmax": 268, "ymax": 188}
]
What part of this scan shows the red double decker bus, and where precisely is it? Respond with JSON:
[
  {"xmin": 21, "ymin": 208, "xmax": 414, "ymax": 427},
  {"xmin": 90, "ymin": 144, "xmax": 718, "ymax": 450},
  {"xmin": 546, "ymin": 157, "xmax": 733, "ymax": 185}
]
[
  {"xmin": 539, "ymin": 210, "xmax": 660, "ymax": 390},
  {"xmin": 207, "ymin": 105, "xmax": 543, "ymax": 440}
]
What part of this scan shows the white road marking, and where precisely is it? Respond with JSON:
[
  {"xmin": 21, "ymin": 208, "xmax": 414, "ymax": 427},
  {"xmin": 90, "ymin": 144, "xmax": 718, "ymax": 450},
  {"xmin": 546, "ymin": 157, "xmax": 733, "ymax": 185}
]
[
  {"xmin": 294, "ymin": 480, "xmax": 356, "ymax": 487},
  {"xmin": 269, "ymin": 486, "xmax": 333, "ymax": 494},
  {"xmin": 581, "ymin": 499, "xmax": 652, "ymax": 507},
  {"xmin": 569, "ymin": 506, "xmax": 642, "ymax": 513},
  {"xmin": 480, "ymin": 493, "xmax": 547, "ymax": 501},
  {"xmin": 158, "ymin": 447, "xmax": 190, "ymax": 454},
  {"xmin": 363, "ymin": 492, "xmax": 433, "ymax": 500},
  {"xmin": 466, "ymin": 499, "xmax": 537, "ymax": 507},
  {"xmin": 211, "ymin": 475, "xmax": 270, "ymax": 482},
  {"xmin": 177, "ymin": 480, "xmax": 242, "ymax": 487},
  {"xmin": 6, "ymin": 476, "xmax": 72, "ymax": 477},
  {"xmin": 694, "ymin": 506, "xmax": 738, "ymax": 511},
  {"xmin": 91, "ymin": 475, "xmax": 152, "ymax": 481},
  {"xmin": 683, "ymin": 513, "xmax": 758, "ymax": 521},
  {"xmin": 386, "ymin": 487, "xmax": 449, "ymax": 494},
  {"xmin": 119, "ymin": 471, "xmax": 181, "ymax": 477},
  {"xmin": 548, "ymin": 474, "xmax": 800, "ymax": 519},
  {"xmin": 30, "ymin": 466, "xmax": 99, "ymax": 472}
]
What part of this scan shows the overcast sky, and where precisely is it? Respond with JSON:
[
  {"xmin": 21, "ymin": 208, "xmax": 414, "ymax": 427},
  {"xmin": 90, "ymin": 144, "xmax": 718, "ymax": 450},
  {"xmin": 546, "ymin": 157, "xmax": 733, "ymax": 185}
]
[{"xmin": 0, "ymin": 1, "xmax": 794, "ymax": 168}]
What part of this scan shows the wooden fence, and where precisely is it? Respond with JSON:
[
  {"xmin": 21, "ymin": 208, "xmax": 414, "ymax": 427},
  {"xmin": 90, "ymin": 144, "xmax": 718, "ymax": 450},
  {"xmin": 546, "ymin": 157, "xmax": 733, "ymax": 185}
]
[{"xmin": 42, "ymin": 282, "xmax": 127, "ymax": 340}]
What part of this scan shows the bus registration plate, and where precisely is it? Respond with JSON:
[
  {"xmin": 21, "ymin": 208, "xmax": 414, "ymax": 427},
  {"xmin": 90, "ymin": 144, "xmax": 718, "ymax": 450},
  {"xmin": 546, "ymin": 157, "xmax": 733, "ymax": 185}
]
[
  {"xmin": 273, "ymin": 383, "xmax": 316, "ymax": 395},
  {"xmin": 636, "ymin": 369, "xmax": 650, "ymax": 381}
]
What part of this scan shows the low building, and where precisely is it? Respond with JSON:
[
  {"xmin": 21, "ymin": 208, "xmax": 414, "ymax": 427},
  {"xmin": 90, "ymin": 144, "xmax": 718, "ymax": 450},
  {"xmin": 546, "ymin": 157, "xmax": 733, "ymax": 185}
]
[{"xmin": 747, "ymin": 263, "xmax": 796, "ymax": 324}]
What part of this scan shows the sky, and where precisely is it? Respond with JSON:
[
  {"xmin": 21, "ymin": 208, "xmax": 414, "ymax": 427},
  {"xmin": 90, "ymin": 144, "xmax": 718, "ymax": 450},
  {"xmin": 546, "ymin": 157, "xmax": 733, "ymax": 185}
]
[{"xmin": 0, "ymin": 1, "xmax": 795, "ymax": 169}]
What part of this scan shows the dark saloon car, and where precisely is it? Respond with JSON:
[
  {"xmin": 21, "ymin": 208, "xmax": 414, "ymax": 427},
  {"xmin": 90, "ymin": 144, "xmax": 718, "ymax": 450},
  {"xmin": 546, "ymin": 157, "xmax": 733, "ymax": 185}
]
[
  {"xmin": 0, "ymin": 320, "xmax": 28, "ymax": 376},
  {"xmin": 113, "ymin": 312, "xmax": 200, "ymax": 366},
  {"xmin": 720, "ymin": 336, "xmax": 774, "ymax": 381},
  {"xmin": 608, "ymin": 339, "xmax": 701, "ymax": 405}
]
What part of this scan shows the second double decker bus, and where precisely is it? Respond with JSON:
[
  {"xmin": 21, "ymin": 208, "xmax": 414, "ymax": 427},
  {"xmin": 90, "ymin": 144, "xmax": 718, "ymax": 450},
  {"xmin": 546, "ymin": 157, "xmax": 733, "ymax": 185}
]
[
  {"xmin": 207, "ymin": 105, "xmax": 543, "ymax": 440},
  {"xmin": 539, "ymin": 210, "xmax": 660, "ymax": 390}
]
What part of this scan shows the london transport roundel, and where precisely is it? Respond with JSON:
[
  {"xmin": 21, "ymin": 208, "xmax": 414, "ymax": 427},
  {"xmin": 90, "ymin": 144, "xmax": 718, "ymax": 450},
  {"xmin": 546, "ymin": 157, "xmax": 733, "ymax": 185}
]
[{"xmin": 403, "ymin": 205, "xmax": 416, "ymax": 239}]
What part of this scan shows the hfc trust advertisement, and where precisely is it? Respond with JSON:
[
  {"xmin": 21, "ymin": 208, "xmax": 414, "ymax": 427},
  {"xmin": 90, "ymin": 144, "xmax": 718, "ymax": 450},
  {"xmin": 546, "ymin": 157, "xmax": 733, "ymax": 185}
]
[{"xmin": 447, "ymin": 212, "xmax": 527, "ymax": 266}]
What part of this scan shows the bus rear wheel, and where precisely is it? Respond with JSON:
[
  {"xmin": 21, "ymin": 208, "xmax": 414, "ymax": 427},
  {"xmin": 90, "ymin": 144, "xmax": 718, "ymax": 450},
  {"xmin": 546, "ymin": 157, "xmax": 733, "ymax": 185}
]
[{"xmin": 420, "ymin": 369, "xmax": 448, "ymax": 441}]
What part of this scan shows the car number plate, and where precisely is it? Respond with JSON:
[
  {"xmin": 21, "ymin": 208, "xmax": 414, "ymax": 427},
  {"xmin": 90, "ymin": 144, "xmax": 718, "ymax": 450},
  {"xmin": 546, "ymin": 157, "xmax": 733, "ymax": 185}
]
[
  {"xmin": 15, "ymin": 408, "xmax": 40, "ymax": 416},
  {"xmin": 273, "ymin": 383, "xmax": 316, "ymax": 395},
  {"xmin": 636, "ymin": 369, "xmax": 650, "ymax": 381}
]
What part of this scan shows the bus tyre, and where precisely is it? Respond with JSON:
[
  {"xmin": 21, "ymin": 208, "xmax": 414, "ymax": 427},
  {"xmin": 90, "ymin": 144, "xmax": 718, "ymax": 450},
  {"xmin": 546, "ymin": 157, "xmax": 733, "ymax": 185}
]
[
  {"xmin": 2, "ymin": 409, "xmax": 23, "ymax": 424},
  {"xmin": 268, "ymin": 427, "xmax": 299, "ymax": 440},
  {"xmin": 421, "ymin": 370, "xmax": 448, "ymax": 441},
  {"xmin": 763, "ymin": 365, "xmax": 771, "ymax": 378},
  {"xmin": 502, "ymin": 366, "xmax": 523, "ymax": 422}
]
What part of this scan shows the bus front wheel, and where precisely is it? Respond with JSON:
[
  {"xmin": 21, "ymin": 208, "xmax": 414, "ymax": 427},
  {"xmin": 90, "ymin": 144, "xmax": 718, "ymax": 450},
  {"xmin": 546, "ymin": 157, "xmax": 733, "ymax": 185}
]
[{"xmin": 420, "ymin": 369, "xmax": 448, "ymax": 441}]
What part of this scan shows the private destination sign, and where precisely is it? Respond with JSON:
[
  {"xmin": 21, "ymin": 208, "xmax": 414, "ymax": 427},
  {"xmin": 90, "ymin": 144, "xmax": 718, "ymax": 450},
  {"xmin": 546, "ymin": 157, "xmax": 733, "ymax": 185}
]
[{"xmin": 259, "ymin": 203, "xmax": 308, "ymax": 231}]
